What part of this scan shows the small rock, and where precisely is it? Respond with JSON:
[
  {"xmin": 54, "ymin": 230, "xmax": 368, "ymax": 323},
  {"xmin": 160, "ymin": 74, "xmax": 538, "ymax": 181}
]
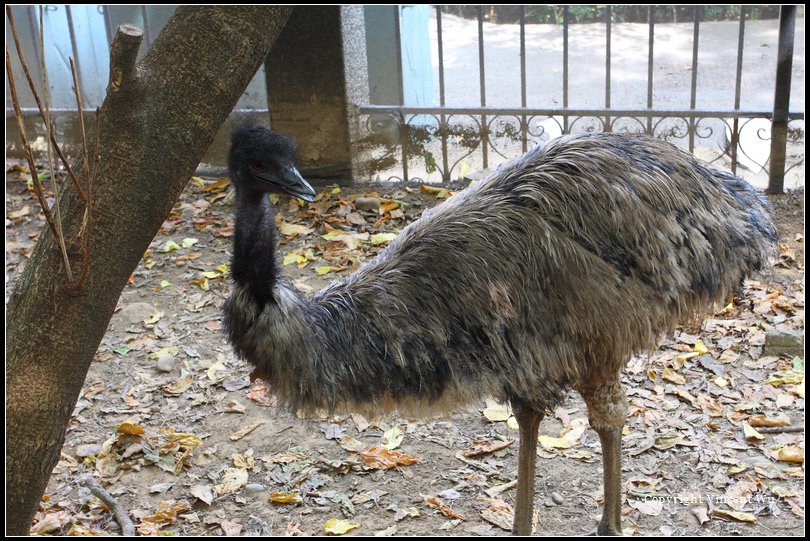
[
  {"xmin": 156, "ymin": 353, "xmax": 176, "ymax": 373},
  {"xmin": 245, "ymin": 483, "xmax": 265, "ymax": 493},
  {"xmin": 763, "ymin": 329, "xmax": 803, "ymax": 357},
  {"xmin": 117, "ymin": 302, "xmax": 158, "ymax": 325},
  {"xmin": 75, "ymin": 444, "xmax": 102, "ymax": 458},
  {"xmin": 551, "ymin": 492, "xmax": 564, "ymax": 505},
  {"xmin": 354, "ymin": 197, "xmax": 381, "ymax": 211}
]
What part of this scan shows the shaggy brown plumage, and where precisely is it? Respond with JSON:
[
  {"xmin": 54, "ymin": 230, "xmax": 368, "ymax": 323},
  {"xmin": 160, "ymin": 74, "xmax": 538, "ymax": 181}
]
[{"xmin": 223, "ymin": 127, "xmax": 776, "ymax": 535}]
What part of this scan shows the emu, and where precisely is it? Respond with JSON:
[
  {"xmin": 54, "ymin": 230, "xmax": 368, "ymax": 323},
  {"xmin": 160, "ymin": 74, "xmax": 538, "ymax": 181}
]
[{"xmin": 223, "ymin": 125, "xmax": 776, "ymax": 535}]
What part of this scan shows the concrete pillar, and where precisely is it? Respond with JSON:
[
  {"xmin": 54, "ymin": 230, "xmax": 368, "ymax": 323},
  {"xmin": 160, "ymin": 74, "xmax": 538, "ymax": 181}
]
[{"xmin": 265, "ymin": 6, "xmax": 360, "ymax": 183}]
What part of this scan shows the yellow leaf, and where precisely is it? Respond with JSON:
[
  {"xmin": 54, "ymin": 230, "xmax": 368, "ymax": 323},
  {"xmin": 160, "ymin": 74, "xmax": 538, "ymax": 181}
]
[
  {"xmin": 270, "ymin": 492, "xmax": 303, "ymax": 505},
  {"xmin": 370, "ymin": 232, "xmax": 398, "ymax": 245},
  {"xmin": 777, "ymin": 446, "xmax": 804, "ymax": 463},
  {"xmin": 382, "ymin": 426, "xmax": 404, "ymax": 450},
  {"xmin": 742, "ymin": 422, "xmax": 765, "ymax": 441},
  {"xmin": 190, "ymin": 176, "xmax": 205, "ymax": 187},
  {"xmin": 163, "ymin": 374, "xmax": 193, "ymax": 395},
  {"xmin": 662, "ymin": 367, "xmax": 686, "ymax": 385},
  {"xmin": 164, "ymin": 430, "xmax": 204, "ymax": 451},
  {"xmin": 201, "ymin": 271, "xmax": 222, "ymax": 279},
  {"xmin": 483, "ymin": 399, "xmax": 511, "ymax": 422},
  {"xmin": 316, "ymin": 266, "xmax": 334, "ymax": 276},
  {"xmin": 201, "ymin": 178, "xmax": 230, "ymax": 192},
  {"xmin": 190, "ymin": 277, "xmax": 209, "ymax": 291},
  {"xmin": 538, "ymin": 419, "xmax": 587, "ymax": 450},
  {"xmin": 331, "ymin": 187, "xmax": 342, "ymax": 195},
  {"xmin": 216, "ymin": 263, "xmax": 230, "ymax": 274},
  {"xmin": 144, "ymin": 259, "xmax": 156, "ymax": 269},
  {"xmin": 278, "ymin": 221, "xmax": 314, "ymax": 237},
  {"xmin": 324, "ymin": 518, "xmax": 360, "ymax": 535},
  {"xmin": 159, "ymin": 280, "xmax": 171, "ymax": 289},
  {"xmin": 283, "ymin": 253, "xmax": 300, "ymax": 266},
  {"xmin": 207, "ymin": 361, "xmax": 228, "ymax": 381},
  {"xmin": 694, "ymin": 341, "xmax": 709, "ymax": 355},
  {"xmin": 214, "ymin": 468, "xmax": 248, "ymax": 495},
  {"xmin": 269, "ymin": 194, "xmax": 280, "ymax": 204},
  {"xmin": 159, "ymin": 240, "xmax": 180, "ymax": 253},
  {"xmin": 420, "ymin": 184, "xmax": 451, "ymax": 199},
  {"xmin": 181, "ymin": 237, "xmax": 198, "ymax": 248},
  {"xmin": 148, "ymin": 347, "xmax": 180, "ymax": 360},
  {"xmin": 765, "ymin": 369, "xmax": 804, "ymax": 386},
  {"xmin": 117, "ymin": 421, "xmax": 145, "ymax": 436}
]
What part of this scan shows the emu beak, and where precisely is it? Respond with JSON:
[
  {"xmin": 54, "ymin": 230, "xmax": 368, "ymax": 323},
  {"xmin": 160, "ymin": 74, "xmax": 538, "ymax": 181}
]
[{"xmin": 279, "ymin": 166, "xmax": 316, "ymax": 202}]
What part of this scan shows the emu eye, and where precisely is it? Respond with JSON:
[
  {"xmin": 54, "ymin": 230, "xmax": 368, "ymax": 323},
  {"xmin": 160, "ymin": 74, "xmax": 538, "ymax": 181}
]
[{"xmin": 249, "ymin": 163, "xmax": 267, "ymax": 173}]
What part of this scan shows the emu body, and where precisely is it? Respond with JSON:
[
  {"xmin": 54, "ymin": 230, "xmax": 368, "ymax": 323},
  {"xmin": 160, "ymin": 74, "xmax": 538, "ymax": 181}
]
[{"xmin": 224, "ymin": 128, "xmax": 776, "ymax": 535}]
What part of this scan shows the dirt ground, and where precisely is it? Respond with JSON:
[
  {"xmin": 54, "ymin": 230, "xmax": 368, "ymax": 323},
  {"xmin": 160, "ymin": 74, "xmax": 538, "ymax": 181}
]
[{"xmin": 5, "ymin": 164, "xmax": 805, "ymax": 536}]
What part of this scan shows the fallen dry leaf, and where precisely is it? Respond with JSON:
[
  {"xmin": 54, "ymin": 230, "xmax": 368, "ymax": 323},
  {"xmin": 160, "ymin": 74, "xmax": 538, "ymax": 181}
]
[
  {"xmin": 270, "ymin": 491, "xmax": 303, "ymax": 505},
  {"xmin": 323, "ymin": 518, "xmax": 360, "ymax": 535},
  {"xmin": 711, "ymin": 508, "xmax": 757, "ymax": 523},
  {"xmin": 463, "ymin": 438, "xmax": 513, "ymax": 457},
  {"xmin": 777, "ymin": 446, "xmax": 804, "ymax": 464},
  {"xmin": 360, "ymin": 447, "xmax": 419, "ymax": 470},
  {"xmin": 425, "ymin": 496, "xmax": 465, "ymax": 520},
  {"xmin": 214, "ymin": 468, "xmax": 248, "ymax": 495},
  {"xmin": 229, "ymin": 421, "xmax": 264, "ymax": 441}
]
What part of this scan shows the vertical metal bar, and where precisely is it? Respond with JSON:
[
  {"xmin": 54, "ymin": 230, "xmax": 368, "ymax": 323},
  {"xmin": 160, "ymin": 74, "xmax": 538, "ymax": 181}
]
[
  {"xmin": 730, "ymin": 5, "xmax": 747, "ymax": 174},
  {"xmin": 26, "ymin": 5, "xmax": 42, "ymax": 70},
  {"xmin": 64, "ymin": 5, "xmax": 86, "ymax": 106},
  {"xmin": 140, "ymin": 5, "xmax": 152, "ymax": 46},
  {"xmin": 563, "ymin": 6, "xmax": 569, "ymax": 133},
  {"xmin": 520, "ymin": 6, "xmax": 527, "ymax": 152},
  {"xmin": 478, "ymin": 5, "xmax": 487, "ymax": 168},
  {"xmin": 393, "ymin": 6, "xmax": 408, "ymax": 180},
  {"xmin": 100, "ymin": 5, "xmax": 114, "ymax": 46},
  {"xmin": 605, "ymin": 5, "xmax": 611, "ymax": 131},
  {"xmin": 688, "ymin": 6, "xmax": 701, "ymax": 152},
  {"xmin": 767, "ymin": 5, "xmax": 796, "ymax": 194},
  {"xmin": 436, "ymin": 6, "xmax": 449, "ymax": 181},
  {"xmin": 646, "ymin": 6, "xmax": 655, "ymax": 134}
]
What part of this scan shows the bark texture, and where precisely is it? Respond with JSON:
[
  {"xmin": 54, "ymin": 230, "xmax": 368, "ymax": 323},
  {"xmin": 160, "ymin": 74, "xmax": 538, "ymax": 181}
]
[{"xmin": 5, "ymin": 6, "xmax": 291, "ymax": 534}]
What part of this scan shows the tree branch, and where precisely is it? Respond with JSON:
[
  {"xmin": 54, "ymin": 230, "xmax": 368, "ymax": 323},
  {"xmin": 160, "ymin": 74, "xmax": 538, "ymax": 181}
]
[{"xmin": 107, "ymin": 24, "xmax": 144, "ymax": 95}]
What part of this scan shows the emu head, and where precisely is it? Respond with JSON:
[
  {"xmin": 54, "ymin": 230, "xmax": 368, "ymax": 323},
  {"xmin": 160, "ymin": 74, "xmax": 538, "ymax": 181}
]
[{"xmin": 228, "ymin": 125, "xmax": 316, "ymax": 201}]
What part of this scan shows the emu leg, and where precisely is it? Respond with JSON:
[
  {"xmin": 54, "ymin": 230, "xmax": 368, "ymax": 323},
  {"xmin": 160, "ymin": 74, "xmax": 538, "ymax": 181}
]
[
  {"xmin": 510, "ymin": 398, "xmax": 544, "ymax": 536},
  {"xmin": 580, "ymin": 381, "xmax": 627, "ymax": 536}
]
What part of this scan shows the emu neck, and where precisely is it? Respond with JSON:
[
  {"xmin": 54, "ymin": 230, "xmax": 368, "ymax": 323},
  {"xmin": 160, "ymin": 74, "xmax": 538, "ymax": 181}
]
[{"xmin": 232, "ymin": 187, "xmax": 280, "ymax": 306}]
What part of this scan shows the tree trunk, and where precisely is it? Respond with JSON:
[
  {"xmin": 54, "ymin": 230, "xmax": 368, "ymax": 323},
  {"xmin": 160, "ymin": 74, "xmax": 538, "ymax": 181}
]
[{"xmin": 5, "ymin": 6, "xmax": 291, "ymax": 534}]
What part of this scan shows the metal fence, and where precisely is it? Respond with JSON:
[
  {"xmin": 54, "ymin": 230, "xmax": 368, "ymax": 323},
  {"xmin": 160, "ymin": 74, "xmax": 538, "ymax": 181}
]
[{"xmin": 356, "ymin": 5, "xmax": 804, "ymax": 192}]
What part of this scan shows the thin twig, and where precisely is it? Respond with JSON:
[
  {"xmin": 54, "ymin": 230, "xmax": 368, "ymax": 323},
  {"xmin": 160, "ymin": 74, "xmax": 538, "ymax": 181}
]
[
  {"xmin": 70, "ymin": 56, "xmax": 90, "ymax": 175},
  {"xmin": 5, "ymin": 6, "xmax": 85, "ymax": 201},
  {"xmin": 5, "ymin": 48, "xmax": 58, "ymax": 239},
  {"xmin": 67, "ymin": 109, "xmax": 99, "ymax": 291},
  {"xmin": 39, "ymin": 6, "xmax": 73, "ymax": 282},
  {"xmin": 80, "ymin": 475, "xmax": 136, "ymax": 536},
  {"xmin": 755, "ymin": 425, "xmax": 804, "ymax": 434}
]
